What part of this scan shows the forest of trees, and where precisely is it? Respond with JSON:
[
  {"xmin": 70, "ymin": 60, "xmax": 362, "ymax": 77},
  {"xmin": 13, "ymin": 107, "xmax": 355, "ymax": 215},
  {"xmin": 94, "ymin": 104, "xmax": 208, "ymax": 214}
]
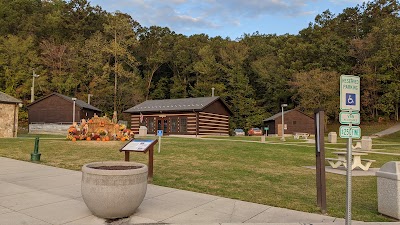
[{"xmin": 1, "ymin": 0, "xmax": 400, "ymax": 129}]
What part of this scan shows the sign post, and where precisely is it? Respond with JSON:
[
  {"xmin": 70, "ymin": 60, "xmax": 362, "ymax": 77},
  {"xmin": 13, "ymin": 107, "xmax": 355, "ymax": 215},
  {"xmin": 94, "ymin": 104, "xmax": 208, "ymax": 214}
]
[
  {"xmin": 120, "ymin": 139, "xmax": 158, "ymax": 183},
  {"xmin": 340, "ymin": 75, "xmax": 361, "ymax": 225},
  {"xmin": 315, "ymin": 109, "xmax": 326, "ymax": 213},
  {"xmin": 157, "ymin": 130, "xmax": 163, "ymax": 153}
]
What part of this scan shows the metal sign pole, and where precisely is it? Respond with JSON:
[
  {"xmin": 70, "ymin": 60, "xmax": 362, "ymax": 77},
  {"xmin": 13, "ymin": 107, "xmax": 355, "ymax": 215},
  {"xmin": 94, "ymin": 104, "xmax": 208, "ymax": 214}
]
[
  {"xmin": 346, "ymin": 120, "xmax": 353, "ymax": 225},
  {"xmin": 315, "ymin": 109, "xmax": 326, "ymax": 213},
  {"xmin": 340, "ymin": 75, "xmax": 360, "ymax": 225},
  {"xmin": 158, "ymin": 135, "xmax": 161, "ymax": 153},
  {"xmin": 157, "ymin": 130, "xmax": 163, "ymax": 153}
]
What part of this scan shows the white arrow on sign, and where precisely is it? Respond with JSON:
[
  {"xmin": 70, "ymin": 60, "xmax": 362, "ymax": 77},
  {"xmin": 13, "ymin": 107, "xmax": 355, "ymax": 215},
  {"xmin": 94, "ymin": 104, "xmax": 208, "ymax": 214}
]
[
  {"xmin": 339, "ymin": 112, "xmax": 360, "ymax": 125},
  {"xmin": 339, "ymin": 125, "xmax": 361, "ymax": 139}
]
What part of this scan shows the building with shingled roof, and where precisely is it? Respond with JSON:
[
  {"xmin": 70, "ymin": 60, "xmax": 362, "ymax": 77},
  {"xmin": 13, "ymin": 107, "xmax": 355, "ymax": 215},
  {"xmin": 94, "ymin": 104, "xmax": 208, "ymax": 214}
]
[
  {"xmin": 27, "ymin": 93, "xmax": 102, "ymax": 134},
  {"xmin": 124, "ymin": 96, "xmax": 232, "ymax": 136},
  {"xmin": 263, "ymin": 109, "xmax": 315, "ymax": 136},
  {"xmin": 0, "ymin": 91, "xmax": 22, "ymax": 137}
]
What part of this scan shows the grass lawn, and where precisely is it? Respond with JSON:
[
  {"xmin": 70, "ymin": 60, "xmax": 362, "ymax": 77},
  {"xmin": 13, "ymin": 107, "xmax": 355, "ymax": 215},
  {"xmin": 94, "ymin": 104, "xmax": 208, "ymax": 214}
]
[{"xmin": 0, "ymin": 134, "xmax": 399, "ymax": 222}]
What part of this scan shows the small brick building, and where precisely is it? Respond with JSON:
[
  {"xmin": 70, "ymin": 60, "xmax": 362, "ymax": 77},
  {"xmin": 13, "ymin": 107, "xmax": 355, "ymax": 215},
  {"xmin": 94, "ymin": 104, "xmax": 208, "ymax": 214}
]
[
  {"xmin": 0, "ymin": 92, "xmax": 22, "ymax": 138},
  {"xmin": 263, "ymin": 109, "xmax": 314, "ymax": 135}
]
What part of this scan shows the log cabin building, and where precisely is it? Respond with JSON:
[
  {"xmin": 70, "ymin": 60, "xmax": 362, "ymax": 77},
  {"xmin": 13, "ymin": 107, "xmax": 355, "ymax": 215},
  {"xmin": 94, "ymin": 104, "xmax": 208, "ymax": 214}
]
[
  {"xmin": 263, "ymin": 109, "xmax": 315, "ymax": 135},
  {"xmin": 124, "ymin": 97, "xmax": 232, "ymax": 136}
]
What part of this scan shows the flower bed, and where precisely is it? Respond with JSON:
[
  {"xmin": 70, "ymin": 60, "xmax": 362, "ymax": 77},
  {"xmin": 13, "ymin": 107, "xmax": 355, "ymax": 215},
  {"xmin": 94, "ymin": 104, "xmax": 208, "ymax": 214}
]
[{"xmin": 67, "ymin": 115, "xmax": 134, "ymax": 141}]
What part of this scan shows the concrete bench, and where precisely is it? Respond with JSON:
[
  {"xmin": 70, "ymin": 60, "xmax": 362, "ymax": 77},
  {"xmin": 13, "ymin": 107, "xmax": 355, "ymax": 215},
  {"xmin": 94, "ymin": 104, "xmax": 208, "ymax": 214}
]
[
  {"xmin": 326, "ymin": 158, "xmax": 345, "ymax": 168},
  {"xmin": 293, "ymin": 132, "xmax": 310, "ymax": 140}
]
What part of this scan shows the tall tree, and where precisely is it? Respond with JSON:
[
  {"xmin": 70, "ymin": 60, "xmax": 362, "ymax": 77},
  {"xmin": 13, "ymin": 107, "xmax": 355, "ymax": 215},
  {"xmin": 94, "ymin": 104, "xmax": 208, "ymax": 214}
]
[
  {"xmin": 103, "ymin": 12, "xmax": 141, "ymax": 115},
  {"xmin": 0, "ymin": 35, "xmax": 38, "ymax": 100},
  {"xmin": 136, "ymin": 26, "xmax": 173, "ymax": 100},
  {"xmin": 291, "ymin": 69, "xmax": 340, "ymax": 120}
]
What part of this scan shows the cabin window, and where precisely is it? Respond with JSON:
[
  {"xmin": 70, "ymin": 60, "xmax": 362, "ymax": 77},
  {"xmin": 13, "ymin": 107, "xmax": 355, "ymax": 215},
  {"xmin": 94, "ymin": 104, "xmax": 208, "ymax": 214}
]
[
  {"xmin": 180, "ymin": 118, "xmax": 187, "ymax": 132},
  {"xmin": 171, "ymin": 118, "xmax": 178, "ymax": 133},
  {"xmin": 148, "ymin": 118, "xmax": 155, "ymax": 133},
  {"xmin": 292, "ymin": 121, "xmax": 297, "ymax": 125}
]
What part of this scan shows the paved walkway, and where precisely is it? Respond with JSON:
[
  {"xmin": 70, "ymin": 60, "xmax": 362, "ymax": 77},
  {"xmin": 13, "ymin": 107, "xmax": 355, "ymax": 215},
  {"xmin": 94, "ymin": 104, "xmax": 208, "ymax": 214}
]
[
  {"xmin": 0, "ymin": 157, "xmax": 397, "ymax": 225},
  {"xmin": 372, "ymin": 123, "xmax": 400, "ymax": 137}
]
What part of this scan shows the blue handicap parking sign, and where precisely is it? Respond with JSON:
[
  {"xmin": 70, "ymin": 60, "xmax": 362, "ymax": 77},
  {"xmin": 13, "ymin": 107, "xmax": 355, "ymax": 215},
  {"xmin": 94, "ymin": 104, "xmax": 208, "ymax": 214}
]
[
  {"xmin": 157, "ymin": 130, "xmax": 163, "ymax": 136},
  {"xmin": 346, "ymin": 93, "xmax": 356, "ymax": 106}
]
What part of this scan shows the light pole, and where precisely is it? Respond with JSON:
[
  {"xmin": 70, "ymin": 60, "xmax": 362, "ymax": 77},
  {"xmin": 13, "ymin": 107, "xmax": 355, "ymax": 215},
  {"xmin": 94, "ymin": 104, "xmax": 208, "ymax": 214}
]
[
  {"xmin": 31, "ymin": 69, "xmax": 40, "ymax": 103},
  {"xmin": 72, "ymin": 98, "xmax": 77, "ymax": 124},
  {"xmin": 281, "ymin": 104, "xmax": 288, "ymax": 141},
  {"xmin": 87, "ymin": 94, "xmax": 93, "ymax": 105}
]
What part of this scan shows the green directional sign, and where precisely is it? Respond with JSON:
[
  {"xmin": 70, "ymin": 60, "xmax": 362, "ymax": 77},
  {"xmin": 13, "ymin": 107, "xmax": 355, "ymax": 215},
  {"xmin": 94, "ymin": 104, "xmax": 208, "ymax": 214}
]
[
  {"xmin": 339, "ymin": 112, "xmax": 360, "ymax": 125},
  {"xmin": 339, "ymin": 125, "xmax": 361, "ymax": 139}
]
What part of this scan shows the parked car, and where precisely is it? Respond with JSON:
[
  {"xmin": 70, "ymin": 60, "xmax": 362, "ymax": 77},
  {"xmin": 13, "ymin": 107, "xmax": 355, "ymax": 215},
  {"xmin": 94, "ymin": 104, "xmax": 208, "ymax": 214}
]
[
  {"xmin": 248, "ymin": 127, "xmax": 263, "ymax": 136},
  {"xmin": 234, "ymin": 128, "xmax": 245, "ymax": 136}
]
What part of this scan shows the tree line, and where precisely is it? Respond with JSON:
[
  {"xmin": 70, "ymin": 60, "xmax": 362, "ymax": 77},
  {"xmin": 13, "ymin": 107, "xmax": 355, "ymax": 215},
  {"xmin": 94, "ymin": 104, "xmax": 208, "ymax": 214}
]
[{"xmin": 1, "ymin": 0, "xmax": 400, "ymax": 129}]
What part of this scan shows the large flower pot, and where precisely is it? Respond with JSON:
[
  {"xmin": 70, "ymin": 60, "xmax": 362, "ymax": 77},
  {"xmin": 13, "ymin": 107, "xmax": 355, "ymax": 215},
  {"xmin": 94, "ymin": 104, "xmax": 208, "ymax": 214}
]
[{"xmin": 81, "ymin": 161, "xmax": 148, "ymax": 219}]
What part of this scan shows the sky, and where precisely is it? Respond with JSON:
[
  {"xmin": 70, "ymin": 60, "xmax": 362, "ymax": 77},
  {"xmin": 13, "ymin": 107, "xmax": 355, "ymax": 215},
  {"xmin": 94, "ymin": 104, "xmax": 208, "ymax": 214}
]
[{"xmin": 89, "ymin": 0, "xmax": 365, "ymax": 39}]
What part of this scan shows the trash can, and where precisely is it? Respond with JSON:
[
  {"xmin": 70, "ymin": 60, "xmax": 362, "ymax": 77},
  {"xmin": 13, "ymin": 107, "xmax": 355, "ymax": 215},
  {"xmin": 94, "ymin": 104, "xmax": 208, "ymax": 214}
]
[
  {"xmin": 376, "ymin": 161, "xmax": 400, "ymax": 219},
  {"xmin": 138, "ymin": 126, "xmax": 148, "ymax": 137},
  {"xmin": 328, "ymin": 132, "xmax": 337, "ymax": 143},
  {"xmin": 361, "ymin": 136, "xmax": 372, "ymax": 151}
]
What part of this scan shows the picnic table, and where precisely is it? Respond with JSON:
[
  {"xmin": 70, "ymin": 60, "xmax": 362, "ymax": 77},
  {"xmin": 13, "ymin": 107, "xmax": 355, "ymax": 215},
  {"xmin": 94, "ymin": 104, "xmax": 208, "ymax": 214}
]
[{"xmin": 326, "ymin": 151, "xmax": 376, "ymax": 171}]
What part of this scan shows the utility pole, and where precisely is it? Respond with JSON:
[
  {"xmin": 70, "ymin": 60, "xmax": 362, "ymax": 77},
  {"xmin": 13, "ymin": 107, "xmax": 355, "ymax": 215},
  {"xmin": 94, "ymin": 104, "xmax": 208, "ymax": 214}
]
[
  {"xmin": 281, "ymin": 104, "xmax": 287, "ymax": 141},
  {"xmin": 31, "ymin": 69, "xmax": 40, "ymax": 103},
  {"xmin": 72, "ymin": 98, "xmax": 77, "ymax": 124},
  {"xmin": 88, "ymin": 94, "xmax": 93, "ymax": 105},
  {"xmin": 114, "ymin": 27, "xmax": 118, "ymax": 122}
]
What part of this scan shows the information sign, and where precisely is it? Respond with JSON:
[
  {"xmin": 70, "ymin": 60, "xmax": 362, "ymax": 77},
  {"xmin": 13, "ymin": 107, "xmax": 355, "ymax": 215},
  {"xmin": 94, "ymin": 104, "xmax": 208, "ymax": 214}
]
[
  {"xmin": 340, "ymin": 75, "xmax": 360, "ymax": 111},
  {"xmin": 121, "ymin": 140, "xmax": 155, "ymax": 152},
  {"xmin": 339, "ymin": 112, "xmax": 360, "ymax": 125},
  {"xmin": 339, "ymin": 126, "xmax": 361, "ymax": 139},
  {"xmin": 157, "ymin": 130, "xmax": 163, "ymax": 136}
]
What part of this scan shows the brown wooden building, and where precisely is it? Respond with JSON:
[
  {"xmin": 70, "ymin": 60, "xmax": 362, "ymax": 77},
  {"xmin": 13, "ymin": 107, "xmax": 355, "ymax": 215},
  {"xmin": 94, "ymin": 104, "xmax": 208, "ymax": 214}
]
[
  {"xmin": 27, "ymin": 93, "xmax": 102, "ymax": 124},
  {"xmin": 263, "ymin": 109, "xmax": 315, "ymax": 135},
  {"xmin": 124, "ymin": 97, "xmax": 232, "ymax": 136}
]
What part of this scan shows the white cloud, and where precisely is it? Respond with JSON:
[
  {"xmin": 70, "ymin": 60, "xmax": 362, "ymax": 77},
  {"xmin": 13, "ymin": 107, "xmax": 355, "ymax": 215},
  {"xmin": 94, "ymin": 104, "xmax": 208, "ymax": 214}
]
[
  {"xmin": 91, "ymin": 0, "xmax": 346, "ymax": 36},
  {"xmin": 329, "ymin": 0, "xmax": 364, "ymax": 5}
]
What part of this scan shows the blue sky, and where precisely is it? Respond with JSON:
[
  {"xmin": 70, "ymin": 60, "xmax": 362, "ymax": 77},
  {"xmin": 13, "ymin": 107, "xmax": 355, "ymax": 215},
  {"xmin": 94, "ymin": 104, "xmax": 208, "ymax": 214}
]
[{"xmin": 89, "ymin": 0, "xmax": 365, "ymax": 39}]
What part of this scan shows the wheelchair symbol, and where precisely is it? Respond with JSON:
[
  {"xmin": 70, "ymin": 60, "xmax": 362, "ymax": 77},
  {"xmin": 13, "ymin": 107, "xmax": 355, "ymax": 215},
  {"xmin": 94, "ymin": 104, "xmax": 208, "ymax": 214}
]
[{"xmin": 346, "ymin": 93, "xmax": 356, "ymax": 106}]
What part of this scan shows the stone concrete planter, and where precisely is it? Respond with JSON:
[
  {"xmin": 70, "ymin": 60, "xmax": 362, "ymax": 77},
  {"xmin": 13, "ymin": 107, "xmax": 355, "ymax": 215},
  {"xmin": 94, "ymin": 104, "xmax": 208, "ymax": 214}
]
[{"xmin": 81, "ymin": 161, "xmax": 148, "ymax": 219}]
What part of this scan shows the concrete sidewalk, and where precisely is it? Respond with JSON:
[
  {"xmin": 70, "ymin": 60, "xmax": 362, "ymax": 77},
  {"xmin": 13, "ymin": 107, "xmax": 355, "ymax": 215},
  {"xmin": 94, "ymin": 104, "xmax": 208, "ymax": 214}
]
[{"xmin": 0, "ymin": 157, "xmax": 396, "ymax": 225}]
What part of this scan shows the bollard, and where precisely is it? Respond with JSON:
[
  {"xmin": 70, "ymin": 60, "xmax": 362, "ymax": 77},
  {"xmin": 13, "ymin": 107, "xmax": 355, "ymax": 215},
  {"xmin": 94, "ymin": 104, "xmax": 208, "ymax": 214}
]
[{"xmin": 31, "ymin": 137, "xmax": 41, "ymax": 161}]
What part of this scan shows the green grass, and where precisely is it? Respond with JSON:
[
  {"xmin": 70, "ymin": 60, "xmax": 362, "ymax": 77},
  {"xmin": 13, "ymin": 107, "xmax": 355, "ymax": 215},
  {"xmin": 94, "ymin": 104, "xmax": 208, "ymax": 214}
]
[
  {"xmin": 204, "ymin": 135, "xmax": 310, "ymax": 143},
  {"xmin": 1, "ymin": 134, "xmax": 399, "ymax": 222}
]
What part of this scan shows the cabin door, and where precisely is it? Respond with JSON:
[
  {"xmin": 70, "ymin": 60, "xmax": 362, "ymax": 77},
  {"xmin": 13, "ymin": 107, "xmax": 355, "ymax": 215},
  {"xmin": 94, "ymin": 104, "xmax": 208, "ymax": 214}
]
[{"xmin": 157, "ymin": 119, "xmax": 168, "ymax": 134}]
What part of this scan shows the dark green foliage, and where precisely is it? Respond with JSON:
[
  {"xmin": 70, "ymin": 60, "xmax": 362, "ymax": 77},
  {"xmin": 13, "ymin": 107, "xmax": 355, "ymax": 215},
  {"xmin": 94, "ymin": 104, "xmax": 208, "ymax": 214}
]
[{"xmin": 1, "ymin": 0, "xmax": 400, "ymax": 127}]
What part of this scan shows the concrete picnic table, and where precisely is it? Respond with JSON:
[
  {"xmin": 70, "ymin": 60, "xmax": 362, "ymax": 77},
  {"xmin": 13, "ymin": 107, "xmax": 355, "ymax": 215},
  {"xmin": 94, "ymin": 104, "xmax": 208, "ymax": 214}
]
[{"xmin": 326, "ymin": 151, "xmax": 376, "ymax": 171}]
